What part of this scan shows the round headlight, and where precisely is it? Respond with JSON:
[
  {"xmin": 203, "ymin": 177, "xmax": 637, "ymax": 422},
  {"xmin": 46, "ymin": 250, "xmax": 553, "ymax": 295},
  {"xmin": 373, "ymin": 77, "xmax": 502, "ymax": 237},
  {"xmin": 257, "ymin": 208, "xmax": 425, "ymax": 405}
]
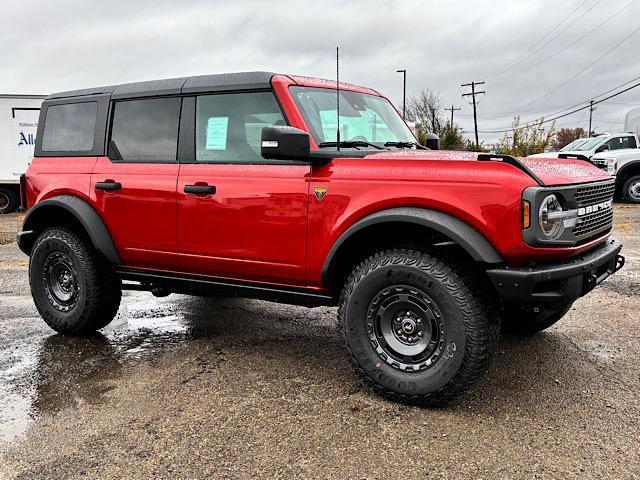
[{"xmin": 539, "ymin": 194, "xmax": 564, "ymax": 239}]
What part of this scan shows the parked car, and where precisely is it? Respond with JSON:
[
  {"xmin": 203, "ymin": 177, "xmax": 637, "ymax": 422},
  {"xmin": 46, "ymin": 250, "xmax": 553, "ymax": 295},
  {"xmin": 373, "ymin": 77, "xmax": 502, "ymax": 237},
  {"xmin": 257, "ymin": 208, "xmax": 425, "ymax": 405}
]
[
  {"xmin": 529, "ymin": 132, "xmax": 638, "ymax": 160},
  {"xmin": 17, "ymin": 72, "xmax": 624, "ymax": 405},
  {"xmin": 0, "ymin": 94, "xmax": 45, "ymax": 213},
  {"xmin": 592, "ymin": 147, "xmax": 640, "ymax": 203}
]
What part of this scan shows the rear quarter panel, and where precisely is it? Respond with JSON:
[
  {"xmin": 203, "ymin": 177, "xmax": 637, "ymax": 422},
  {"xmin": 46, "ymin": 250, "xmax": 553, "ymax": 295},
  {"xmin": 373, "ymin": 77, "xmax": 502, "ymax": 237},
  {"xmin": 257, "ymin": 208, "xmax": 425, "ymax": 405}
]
[{"xmin": 25, "ymin": 157, "xmax": 97, "ymax": 207}]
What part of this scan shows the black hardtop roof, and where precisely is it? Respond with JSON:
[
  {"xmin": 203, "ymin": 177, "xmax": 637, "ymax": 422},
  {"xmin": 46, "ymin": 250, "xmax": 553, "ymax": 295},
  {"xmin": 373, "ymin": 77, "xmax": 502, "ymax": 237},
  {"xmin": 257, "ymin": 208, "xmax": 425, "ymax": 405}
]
[{"xmin": 46, "ymin": 71, "xmax": 278, "ymax": 101}]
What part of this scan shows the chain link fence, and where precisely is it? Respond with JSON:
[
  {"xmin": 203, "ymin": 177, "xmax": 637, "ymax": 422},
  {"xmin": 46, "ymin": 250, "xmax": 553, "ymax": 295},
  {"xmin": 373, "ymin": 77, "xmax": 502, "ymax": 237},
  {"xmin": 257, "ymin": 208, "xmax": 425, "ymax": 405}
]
[{"xmin": 0, "ymin": 212, "xmax": 24, "ymax": 244}]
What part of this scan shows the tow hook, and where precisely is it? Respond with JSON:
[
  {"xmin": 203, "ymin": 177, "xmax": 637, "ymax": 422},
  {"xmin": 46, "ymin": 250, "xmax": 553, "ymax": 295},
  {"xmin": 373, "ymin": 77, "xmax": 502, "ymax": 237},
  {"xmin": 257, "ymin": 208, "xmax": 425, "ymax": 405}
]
[{"xmin": 614, "ymin": 255, "xmax": 625, "ymax": 273}]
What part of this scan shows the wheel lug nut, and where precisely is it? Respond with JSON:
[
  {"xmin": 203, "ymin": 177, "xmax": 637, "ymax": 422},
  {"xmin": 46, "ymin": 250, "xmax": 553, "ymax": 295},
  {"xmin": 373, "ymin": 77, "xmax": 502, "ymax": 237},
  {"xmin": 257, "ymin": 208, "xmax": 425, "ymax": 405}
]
[
  {"xmin": 418, "ymin": 332, "xmax": 423, "ymax": 338},
  {"xmin": 396, "ymin": 329, "xmax": 403, "ymax": 335},
  {"xmin": 416, "ymin": 319, "xmax": 421, "ymax": 325}
]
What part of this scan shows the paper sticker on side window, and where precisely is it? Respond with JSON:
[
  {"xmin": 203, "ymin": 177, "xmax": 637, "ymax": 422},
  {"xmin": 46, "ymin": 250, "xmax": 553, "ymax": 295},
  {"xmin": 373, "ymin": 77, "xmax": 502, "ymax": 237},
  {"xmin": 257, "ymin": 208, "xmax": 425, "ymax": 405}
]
[{"xmin": 206, "ymin": 117, "xmax": 229, "ymax": 150}]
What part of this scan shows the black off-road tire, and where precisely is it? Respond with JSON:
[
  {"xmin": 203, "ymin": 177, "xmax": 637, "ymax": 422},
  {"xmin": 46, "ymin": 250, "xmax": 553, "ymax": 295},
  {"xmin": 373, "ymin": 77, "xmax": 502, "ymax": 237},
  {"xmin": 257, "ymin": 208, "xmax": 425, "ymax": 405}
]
[
  {"xmin": 29, "ymin": 228, "xmax": 122, "ymax": 335},
  {"xmin": 622, "ymin": 175, "xmax": 640, "ymax": 203},
  {"xmin": 0, "ymin": 187, "xmax": 19, "ymax": 214},
  {"xmin": 501, "ymin": 302, "xmax": 573, "ymax": 335},
  {"xmin": 339, "ymin": 249, "xmax": 499, "ymax": 406}
]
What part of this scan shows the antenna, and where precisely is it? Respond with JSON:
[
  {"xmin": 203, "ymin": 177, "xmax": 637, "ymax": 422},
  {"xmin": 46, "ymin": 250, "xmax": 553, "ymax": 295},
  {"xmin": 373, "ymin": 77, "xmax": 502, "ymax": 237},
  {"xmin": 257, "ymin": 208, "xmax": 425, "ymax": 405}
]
[{"xmin": 336, "ymin": 46, "xmax": 340, "ymax": 151}]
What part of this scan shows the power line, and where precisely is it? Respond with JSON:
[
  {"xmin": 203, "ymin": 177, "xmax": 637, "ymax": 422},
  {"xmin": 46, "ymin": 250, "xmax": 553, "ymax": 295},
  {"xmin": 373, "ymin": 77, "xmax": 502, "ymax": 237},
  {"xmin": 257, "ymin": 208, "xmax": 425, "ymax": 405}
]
[
  {"xmin": 488, "ymin": 0, "xmax": 591, "ymax": 78},
  {"xmin": 489, "ymin": 0, "xmax": 637, "ymax": 81},
  {"xmin": 462, "ymin": 81, "xmax": 485, "ymax": 146},
  {"xmin": 444, "ymin": 105, "xmax": 461, "ymax": 126},
  {"xmin": 477, "ymin": 79, "xmax": 640, "ymax": 133},
  {"xmin": 519, "ymin": 23, "xmax": 640, "ymax": 109},
  {"xmin": 490, "ymin": 0, "xmax": 602, "ymax": 79},
  {"xmin": 468, "ymin": 75, "xmax": 640, "ymax": 122}
]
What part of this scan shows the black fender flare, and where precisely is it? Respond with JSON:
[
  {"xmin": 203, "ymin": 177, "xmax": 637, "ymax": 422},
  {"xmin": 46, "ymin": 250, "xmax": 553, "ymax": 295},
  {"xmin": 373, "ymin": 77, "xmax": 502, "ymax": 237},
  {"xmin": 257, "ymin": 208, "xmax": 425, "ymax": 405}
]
[
  {"xmin": 18, "ymin": 195, "xmax": 120, "ymax": 264},
  {"xmin": 322, "ymin": 207, "xmax": 504, "ymax": 287}
]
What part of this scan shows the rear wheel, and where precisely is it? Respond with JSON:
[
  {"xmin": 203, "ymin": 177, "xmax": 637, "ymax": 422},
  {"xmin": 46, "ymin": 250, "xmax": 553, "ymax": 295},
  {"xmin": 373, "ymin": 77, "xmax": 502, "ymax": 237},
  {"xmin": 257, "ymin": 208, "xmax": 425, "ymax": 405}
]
[
  {"xmin": 29, "ymin": 228, "xmax": 122, "ymax": 335},
  {"xmin": 501, "ymin": 302, "xmax": 573, "ymax": 335},
  {"xmin": 622, "ymin": 175, "xmax": 640, "ymax": 203},
  {"xmin": 0, "ymin": 187, "xmax": 18, "ymax": 214},
  {"xmin": 339, "ymin": 249, "xmax": 499, "ymax": 406}
]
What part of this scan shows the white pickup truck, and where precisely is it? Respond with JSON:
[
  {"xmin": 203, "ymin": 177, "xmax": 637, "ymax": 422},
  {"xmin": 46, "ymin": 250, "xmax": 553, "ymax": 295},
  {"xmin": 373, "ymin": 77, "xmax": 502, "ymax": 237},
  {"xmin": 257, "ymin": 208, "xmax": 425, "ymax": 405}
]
[
  {"xmin": 592, "ymin": 148, "xmax": 640, "ymax": 203},
  {"xmin": 529, "ymin": 132, "xmax": 639, "ymax": 160},
  {"xmin": 0, "ymin": 94, "xmax": 45, "ymax": 213}
]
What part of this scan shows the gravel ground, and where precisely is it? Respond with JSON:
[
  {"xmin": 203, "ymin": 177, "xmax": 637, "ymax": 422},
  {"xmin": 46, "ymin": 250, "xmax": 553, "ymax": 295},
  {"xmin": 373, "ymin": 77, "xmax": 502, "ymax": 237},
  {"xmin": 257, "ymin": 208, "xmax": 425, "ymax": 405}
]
[{"xmin": 0, "ymin": 205, "xmax": 638, "ymax": 479}]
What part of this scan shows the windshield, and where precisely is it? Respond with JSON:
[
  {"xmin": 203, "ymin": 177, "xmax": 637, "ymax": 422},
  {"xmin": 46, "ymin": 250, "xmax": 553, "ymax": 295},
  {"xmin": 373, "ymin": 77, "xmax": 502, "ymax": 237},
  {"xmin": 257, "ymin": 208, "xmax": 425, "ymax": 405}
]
[
  {"xmin": 573, "ymin": 137, "xmax": 605, "ymax": 151},
  {"xmin": 560, "ymin": 138, "xmax": 588, "ymax": 151},
  {"xmin": 289, "ymin": 86, "xmax": 415, "ymax": 148}
]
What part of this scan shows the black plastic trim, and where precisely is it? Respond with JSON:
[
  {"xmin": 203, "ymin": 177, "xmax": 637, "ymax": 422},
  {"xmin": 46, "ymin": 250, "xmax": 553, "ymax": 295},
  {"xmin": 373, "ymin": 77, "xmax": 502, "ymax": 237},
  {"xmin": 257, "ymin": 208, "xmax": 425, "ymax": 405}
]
[
  {"xmin": 117, "ymin": 268, "xmax": 335, "ymax": 307},
  {"xmin": 322, "ymin": 207, "xmax": 504, "ymax": 287},
  {"xmin": 487, "ymin": 238, "xmax": 622, "ymax": 303},
  {"xmin": 477, "ymin": 153, "xmax": 544, "ymax": 185},
  {"xmin": 18, "ymin": 195, "xmax": 120, "ymax": 264}
]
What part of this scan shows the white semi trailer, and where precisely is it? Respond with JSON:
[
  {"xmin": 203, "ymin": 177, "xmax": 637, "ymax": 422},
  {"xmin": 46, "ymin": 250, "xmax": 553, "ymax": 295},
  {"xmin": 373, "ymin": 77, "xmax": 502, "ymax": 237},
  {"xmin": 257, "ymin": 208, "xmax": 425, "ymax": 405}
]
[{"xmin": 0, "ymin": 94, "xmax": 46, "ymax": 213}]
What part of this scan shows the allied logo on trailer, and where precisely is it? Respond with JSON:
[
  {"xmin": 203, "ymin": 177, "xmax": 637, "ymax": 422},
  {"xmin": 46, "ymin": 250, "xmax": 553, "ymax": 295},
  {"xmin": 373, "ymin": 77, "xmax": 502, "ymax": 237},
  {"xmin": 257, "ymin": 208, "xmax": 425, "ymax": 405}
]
[
  {"xmin": 18, "ymin": 131, "xmax": 35, "ymax": 146},
  {"xmin": 313, "ymin": 186, "xmax": 328, "ymax": 201},
  {"xmin": 578, "ymin": 199, "xmax": 612, "ymax": 216}
]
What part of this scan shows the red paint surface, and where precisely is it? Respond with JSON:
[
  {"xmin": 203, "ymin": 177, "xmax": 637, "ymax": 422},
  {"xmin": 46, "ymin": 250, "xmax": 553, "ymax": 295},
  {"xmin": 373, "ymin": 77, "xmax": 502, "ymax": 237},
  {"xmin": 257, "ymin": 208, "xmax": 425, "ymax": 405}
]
[{"xmin": 25, "ymin": 75, "xmax": 615, "ymax": 293}]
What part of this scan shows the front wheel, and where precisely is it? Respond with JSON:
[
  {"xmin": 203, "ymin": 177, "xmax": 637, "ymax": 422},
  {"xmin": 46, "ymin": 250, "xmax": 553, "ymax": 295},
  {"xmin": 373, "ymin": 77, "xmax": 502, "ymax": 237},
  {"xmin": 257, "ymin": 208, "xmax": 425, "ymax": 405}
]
[
  {"xmin": 622, "ymin": 175, "xmax": 640, "ymax": 203},
  {"xmin": 29, "ymin": 228, "xmax": 122, "ymax": 335},
  {"xmin": 339, "ymin": 249, "xmax": 499, "ymax": 406}
]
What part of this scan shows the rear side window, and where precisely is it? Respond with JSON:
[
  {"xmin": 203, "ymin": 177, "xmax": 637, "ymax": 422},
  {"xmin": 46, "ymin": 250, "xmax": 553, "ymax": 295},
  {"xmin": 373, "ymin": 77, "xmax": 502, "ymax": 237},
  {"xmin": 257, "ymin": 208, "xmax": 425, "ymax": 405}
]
[
  {"xmin": 110, "ymin": 97, "xmax": 181, "ymax": 162},
  {"xmin": 41, "ymin": 102, "xmax": 97, "ymax": 152}
]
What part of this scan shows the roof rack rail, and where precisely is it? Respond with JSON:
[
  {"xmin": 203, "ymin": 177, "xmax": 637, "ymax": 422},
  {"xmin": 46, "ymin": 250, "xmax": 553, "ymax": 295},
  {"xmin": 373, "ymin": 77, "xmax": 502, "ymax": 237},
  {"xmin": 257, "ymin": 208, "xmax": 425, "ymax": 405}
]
[{"xmin": 477, "ymin": 153, "xmax": 544, "ymax": 186}]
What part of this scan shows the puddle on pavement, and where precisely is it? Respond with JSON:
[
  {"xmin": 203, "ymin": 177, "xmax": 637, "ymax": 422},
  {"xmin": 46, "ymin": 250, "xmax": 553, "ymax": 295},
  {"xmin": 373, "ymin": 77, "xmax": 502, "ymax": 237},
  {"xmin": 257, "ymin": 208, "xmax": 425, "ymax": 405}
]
[{"xmin": 0, "ymin": 292, "xmax": 226, "ymax": 445}]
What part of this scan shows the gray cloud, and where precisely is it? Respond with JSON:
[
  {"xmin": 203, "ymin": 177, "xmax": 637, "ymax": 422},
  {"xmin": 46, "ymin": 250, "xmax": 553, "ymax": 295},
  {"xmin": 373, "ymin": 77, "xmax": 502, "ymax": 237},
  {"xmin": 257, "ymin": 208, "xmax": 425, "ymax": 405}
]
[{"xmin": 2, "ymin": 0, "xmax": 639, "ymax": 143}]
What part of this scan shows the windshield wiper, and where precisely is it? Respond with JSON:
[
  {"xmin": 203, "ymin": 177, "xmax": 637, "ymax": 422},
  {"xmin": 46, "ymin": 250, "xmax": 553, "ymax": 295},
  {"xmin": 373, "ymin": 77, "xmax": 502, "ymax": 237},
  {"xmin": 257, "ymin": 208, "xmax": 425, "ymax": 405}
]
[
  {"xmin": 384, "ymin": 141, "xmax": 427, "ymax": 150},
  {"xmin": 318, "ymin": 140, "xmax": 387, "ymax": 150}
]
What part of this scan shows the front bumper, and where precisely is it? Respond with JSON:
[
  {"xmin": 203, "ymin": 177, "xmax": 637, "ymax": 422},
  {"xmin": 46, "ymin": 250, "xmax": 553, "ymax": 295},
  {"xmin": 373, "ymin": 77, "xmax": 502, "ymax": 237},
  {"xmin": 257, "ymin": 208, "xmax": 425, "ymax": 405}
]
[{"xmin": 487, "ymin": 238, "xmax": 624, "ymax": 304}]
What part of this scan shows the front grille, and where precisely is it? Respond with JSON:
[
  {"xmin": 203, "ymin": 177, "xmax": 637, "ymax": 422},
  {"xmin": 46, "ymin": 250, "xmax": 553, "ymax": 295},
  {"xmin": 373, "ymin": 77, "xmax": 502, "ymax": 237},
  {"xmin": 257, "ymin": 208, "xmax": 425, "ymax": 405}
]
[
  {"xmin": 574, "ymin": 207, "xmax": 613, "ymax": 238},
  {"xmin": 574, "ymin": 181, "xmax": 615, "ymax": 207}
]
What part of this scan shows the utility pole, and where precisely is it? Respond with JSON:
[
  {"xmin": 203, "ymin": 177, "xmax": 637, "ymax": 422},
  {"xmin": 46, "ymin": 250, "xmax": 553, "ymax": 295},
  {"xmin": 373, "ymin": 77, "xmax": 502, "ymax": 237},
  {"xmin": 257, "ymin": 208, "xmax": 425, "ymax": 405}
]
[
  {"xmin": 397, "ymin": 69, "xmax": 407, "ymax": 120},
  {"xmin": 462, "ymin": 81, "xmax": 485, "ymax": 147},
  {"xmin": 588, "ymin": 100, "xmax": 595, "ymax": 137},
  {"xmin": 444, "ymin": 105, "xmax": 461, "ymax": 127}
]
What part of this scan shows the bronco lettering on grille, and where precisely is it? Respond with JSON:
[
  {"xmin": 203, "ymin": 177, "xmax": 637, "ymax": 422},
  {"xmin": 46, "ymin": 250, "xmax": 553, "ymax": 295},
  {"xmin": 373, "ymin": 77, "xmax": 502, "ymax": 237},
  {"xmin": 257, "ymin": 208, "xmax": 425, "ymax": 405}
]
[{"xmin": 578, "ymin": 199, "xmax": 612, "ymax": 216}]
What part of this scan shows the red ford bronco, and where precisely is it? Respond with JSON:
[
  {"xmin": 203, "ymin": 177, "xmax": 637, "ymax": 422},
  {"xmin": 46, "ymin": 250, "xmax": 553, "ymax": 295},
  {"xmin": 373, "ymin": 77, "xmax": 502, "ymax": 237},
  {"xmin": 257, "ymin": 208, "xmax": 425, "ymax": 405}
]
[{"xmin": 18, "ymin": 72, "xmax": 624, "ymax": 405}]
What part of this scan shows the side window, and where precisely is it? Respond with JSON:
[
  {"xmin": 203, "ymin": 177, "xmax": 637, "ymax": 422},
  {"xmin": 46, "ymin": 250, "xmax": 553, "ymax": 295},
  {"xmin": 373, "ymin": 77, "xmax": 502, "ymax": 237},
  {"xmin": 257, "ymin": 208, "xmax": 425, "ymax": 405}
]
[
  {"xmin": 41, "ymin": 102, "xmax": 97, "ymax": 152},
  {"xmin": 195, "ymin": 92, "xmax": 286, "ymax": 163},
  {"xmin": 110, "ymin": 97, "xmax": 181, "ymax": 162},
  {"xmin": 607, "ymin": 136, "xmax": 634, "ymax": 151}
]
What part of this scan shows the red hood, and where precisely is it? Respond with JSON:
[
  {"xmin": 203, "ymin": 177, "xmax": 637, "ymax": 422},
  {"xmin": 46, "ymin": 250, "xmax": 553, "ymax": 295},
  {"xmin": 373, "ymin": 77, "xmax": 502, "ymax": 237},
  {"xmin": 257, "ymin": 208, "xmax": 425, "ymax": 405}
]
[{"xmin": 366, "ymin": 150, "xmax": 610, "ymax": 186}]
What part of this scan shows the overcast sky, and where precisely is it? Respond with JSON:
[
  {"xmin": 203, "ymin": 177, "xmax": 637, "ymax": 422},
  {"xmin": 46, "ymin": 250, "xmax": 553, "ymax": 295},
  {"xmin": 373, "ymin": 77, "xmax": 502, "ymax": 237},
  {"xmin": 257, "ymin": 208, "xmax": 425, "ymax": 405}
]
[{"xmin": 2, "ymin": 0, "xmax": 639, "ymax": 143}]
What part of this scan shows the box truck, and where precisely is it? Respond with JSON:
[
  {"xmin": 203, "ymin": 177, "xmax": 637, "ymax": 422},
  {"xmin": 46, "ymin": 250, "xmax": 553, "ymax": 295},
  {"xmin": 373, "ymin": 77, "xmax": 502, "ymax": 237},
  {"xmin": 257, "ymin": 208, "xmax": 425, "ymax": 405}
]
[{"xmin": 1, "ymin": 94, "xmax": 46, "ymax": 213}]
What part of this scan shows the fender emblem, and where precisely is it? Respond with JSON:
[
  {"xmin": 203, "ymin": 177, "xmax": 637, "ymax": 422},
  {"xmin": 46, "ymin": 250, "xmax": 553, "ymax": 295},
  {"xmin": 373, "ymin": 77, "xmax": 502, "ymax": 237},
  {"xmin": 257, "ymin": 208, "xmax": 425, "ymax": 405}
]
[{"xmin": 313, "ymin": 186, "xmax": 328, "ymax": 201}]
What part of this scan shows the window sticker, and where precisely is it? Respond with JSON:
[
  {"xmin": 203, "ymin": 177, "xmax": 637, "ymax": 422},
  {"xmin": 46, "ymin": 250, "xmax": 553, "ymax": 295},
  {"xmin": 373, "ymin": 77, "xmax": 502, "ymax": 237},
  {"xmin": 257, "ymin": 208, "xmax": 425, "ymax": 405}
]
[{"xmin": 206, "ymin": 117, "xmax": 229, "ymax": 150}]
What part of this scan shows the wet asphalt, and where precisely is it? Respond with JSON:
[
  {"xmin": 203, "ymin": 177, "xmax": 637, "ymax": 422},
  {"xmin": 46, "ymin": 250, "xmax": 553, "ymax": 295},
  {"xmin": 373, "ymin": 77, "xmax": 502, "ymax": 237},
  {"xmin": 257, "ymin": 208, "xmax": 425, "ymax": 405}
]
[{"xmin": 0, "ymin": 206, "xmax": 638, "ymax": 479}]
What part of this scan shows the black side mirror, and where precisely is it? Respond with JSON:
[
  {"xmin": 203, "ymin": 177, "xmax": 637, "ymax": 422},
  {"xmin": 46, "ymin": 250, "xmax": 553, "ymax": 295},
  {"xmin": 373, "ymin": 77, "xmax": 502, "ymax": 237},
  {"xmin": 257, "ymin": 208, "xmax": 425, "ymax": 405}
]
[
  {"xmin": 261, "ymin": 126, "xmax": 311, "ymax": 161},
  {"xmin": 595, "ymin": 144, "xmax": 608, "ymax": 153}
]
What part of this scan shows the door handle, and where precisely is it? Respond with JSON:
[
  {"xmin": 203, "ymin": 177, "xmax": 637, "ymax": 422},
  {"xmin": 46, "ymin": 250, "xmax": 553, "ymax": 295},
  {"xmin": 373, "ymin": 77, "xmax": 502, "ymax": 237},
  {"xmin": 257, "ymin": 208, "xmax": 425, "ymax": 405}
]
[
  {"xmin": 95, "ymin": 181, "xmax": 122, "ymax": 191},
  {"xmin": 184, "ymin": 184, "xmax": 216, "ymax": 195}
]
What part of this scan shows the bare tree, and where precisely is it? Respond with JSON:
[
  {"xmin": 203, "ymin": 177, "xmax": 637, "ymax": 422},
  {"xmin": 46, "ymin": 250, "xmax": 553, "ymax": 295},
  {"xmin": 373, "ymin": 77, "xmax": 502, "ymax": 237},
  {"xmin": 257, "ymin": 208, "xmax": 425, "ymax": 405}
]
[
  {"xmin": 405, "ymin": 90, "xmax": 445, "ymax": 142},
  {"xmin": 550, "ymin": 127, "xmax": 586, "ymax": 151}
]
